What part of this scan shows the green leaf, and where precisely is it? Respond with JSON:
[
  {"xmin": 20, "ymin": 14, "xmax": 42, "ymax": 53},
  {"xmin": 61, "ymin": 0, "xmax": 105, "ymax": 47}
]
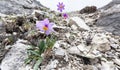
[
  {"xmin": 25, "ymin": 58, "xmax": 32, "ymax": 64},
  {"xmin": 38, "ymin": 40, "xmax": 46, "ymax": 54},
  {"xmin": 33, "ymin": 58, "xmax": 42, "ymax": 70},
  {"xmin": 29, "ymin": 50, "xmax": 41, "ymax": 57},
  {"xmin": 46, "ymin": 37, "xmax": 56, "ymax": 49}
]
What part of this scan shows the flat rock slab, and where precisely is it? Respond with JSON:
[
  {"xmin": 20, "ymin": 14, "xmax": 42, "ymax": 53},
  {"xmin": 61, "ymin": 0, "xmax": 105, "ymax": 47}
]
[
  {"xmin": 0, "ymin": 0, "xmax": 42, "ymax": 15},
  {"xmin": 69, "ymin": 17, "xmax": 91, "ymax": 31}
]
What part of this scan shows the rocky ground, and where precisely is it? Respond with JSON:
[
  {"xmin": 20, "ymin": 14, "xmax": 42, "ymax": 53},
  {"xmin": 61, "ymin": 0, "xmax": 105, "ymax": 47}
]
[{"xmin": 0, "ymin": 0, "xmax": 120, "ymax": 70}]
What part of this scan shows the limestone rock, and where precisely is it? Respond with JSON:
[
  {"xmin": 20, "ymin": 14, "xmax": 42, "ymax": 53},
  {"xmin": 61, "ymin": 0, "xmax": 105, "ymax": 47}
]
[
  {"xmin": 53, "ymin": 41, "xmax": 69, "ymax": 61},
  {"xmin": 69, "ymin": 17, "xmax": 91, "ymax": 31},
  {"xmin": 92, "ymin": 34, "xmax": 111, "ymax": 52},
  {"xmin": 100, "ymin": 61, "xmax": 115, "ymax": 70},
  {"xmin": 0, "ymin": 0, "xmax": 43, "ymax": 15},
  {"xmin": 44, "ymin": 60, "xmax": 59, "ymax": 70},
  {"xmin": 71, "ymin": 24, "xmax": 78, "ymax": 31},
  {"xmin": 54, "ymin": 48, "xmax": 66, "ymax": 57},
  {"xmin": 67, "ymin": 44, "xmax": 101, "ymax": 58},
  {"xmin": 0, "ymin": 39, "xmax": 31, "ymax": 70},
  {"xmin": 68, "ymin": 46, "xmax": 81, "ymax": 56},
  {"xmin": 113, "ymin": 58, "xmax": 120, "ymax": 66}
]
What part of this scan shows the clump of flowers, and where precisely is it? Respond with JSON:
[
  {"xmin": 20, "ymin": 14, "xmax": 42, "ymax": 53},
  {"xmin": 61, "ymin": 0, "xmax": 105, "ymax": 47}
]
[
  {"xmin": 25, "ymin": 18, "xmax": 56, "ymax": 70},
  {"xmin": 36, "ymin": 18, "xmax": 54, "ymax": 35},
  {"xmin": 57, "ymin": 2, "xmax": 69, "ymax": 19}
]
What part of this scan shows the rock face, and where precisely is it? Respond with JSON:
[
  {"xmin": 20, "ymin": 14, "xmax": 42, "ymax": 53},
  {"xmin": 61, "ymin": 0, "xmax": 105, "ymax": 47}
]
[
  {"xmin": 100, "ymin": 0, "xmax": 120, "ymax": 10},
  {"xmin": 96, "ymin": 13, "xmax": 120, "ymax": 35},
  {"xmin": 96, "ymin": 0, "xmax": 120, "ymax": 35},
  {"xmin": 0, "ymin": 40, "xmax": 31, "ymax": 70},
  {"xmin": 0, "ymin": 0, "xmax": 43, "ymax": 15}
]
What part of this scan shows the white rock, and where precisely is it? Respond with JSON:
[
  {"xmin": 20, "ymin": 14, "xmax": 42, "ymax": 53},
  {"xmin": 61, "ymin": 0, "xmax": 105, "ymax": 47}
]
[
  {"xmin": 0, "ymin": 40, "xmax": 31, "ymax": 70},
  {"xmin": 53, "ymin": 25, "xmax": 66, "ymax": 29},
  {"xmin": 113, "ymin": 58, "xmax": 120, "ymax": 66},
  {"xmin": 68, "ymin": 46, "xmax": 81, "ymax": 55},
  {"xmin": 70, "ymin": 17, "xmax": 91, "ymax": 31},
  {"xmin": 54, "ymin": 48, "xmax": 66, "ymax": 57},
  {"xmin": 85, "ymin": 18, "xmax": 95, "ymax": 23},
  {"xmin": 68, "ymin": 44, "xmax": 95, "ymax": 58},
  {"xmin": 0, "ymin": 13, "xmax": 7, "ymax": 17},
  {"xmin": 45, "ymin": 60, "xmax": 59, "ymax": 70},
  {"xmin": 53, "ymin": 41, "xmax": 61, "ymax": 48},
  {"xmin": 71, "ymin": 24, "xmax": 78, "ymax": 30},
  {"xmin": 92, "ymin": 34, "xmax": 111, "ymax": 52},
  {"xmin": 65, "ymin": 33, "xmax": 71, "ymax": 38},
  {"xmin": 54, "ymin": 40, "xmax": 70, "ymax": 49},
  {"xmin": 32, "ymin": 10, "xmax": 44, "ymax": 15},
  {"xmin": 68, "ymin": 43, "xmax": 103, "ymax": 58},
  {"xmin": 54, "ymin": 41, "xmax": 68, "ymax": 61},
  {"xmin": 78, "ymin": 44, "xmax": 88, "ymax": 51},
  {"xmin": 100, "ymin": 61, "xmax": 115, "ymax": 70},
  {"xmin": 110, "ymin": 44, "xmax": 119, "ymax": 49}
]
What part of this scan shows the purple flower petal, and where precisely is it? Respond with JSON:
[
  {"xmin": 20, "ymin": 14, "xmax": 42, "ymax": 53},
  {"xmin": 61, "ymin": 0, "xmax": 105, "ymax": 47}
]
[
  {"xmin": 36, "ymin": 18, "xmax": 54, "ymax": 35},
  {"xmin": 44, "ymin": 18, "xmax": 49, "ymax": 24},
  {"xmin": 59, "ymin": 10, "xmax": 62, "ymax": 12},
  {"xmin": 57, "ymin": 2, "xmax": 65, "ymax": 12},
  {"xmin": 63, "ymin": 5, "xmax": 65, "ymax": 7},
  {"xmin": 48, "ymin": 23, "xmax": 54, "ymax": 30},
  {"xmin": 36, "ymin": 21, "xmax": 44, "ymax": 32},
  {"xmin": 57, "ymin": 5, "xmax": 59, "ymax": 7},
  {"xmin": 36, "ymin": 21, "xmax": 43, "ymax": 29},
  {"xmin": 59, "ymin": 2, "xmax": 61, "ymax": 5},
  {"xmin": 46, "ymin": 30, "xmax": 51, "ymax": 35}
]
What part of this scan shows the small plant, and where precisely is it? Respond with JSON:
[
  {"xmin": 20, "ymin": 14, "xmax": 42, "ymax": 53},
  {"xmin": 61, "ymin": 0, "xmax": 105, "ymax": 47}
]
[
  {"xmin": 25, "ymin": 2, "xmax": 68, "ymax": 70},
  {"xmin": 25, "ymin": 18, "xmax": 56, "ymax": 70},
  {"xmin": 57, "ymin": 2, "xmax": 68, "ymax": 19}
]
